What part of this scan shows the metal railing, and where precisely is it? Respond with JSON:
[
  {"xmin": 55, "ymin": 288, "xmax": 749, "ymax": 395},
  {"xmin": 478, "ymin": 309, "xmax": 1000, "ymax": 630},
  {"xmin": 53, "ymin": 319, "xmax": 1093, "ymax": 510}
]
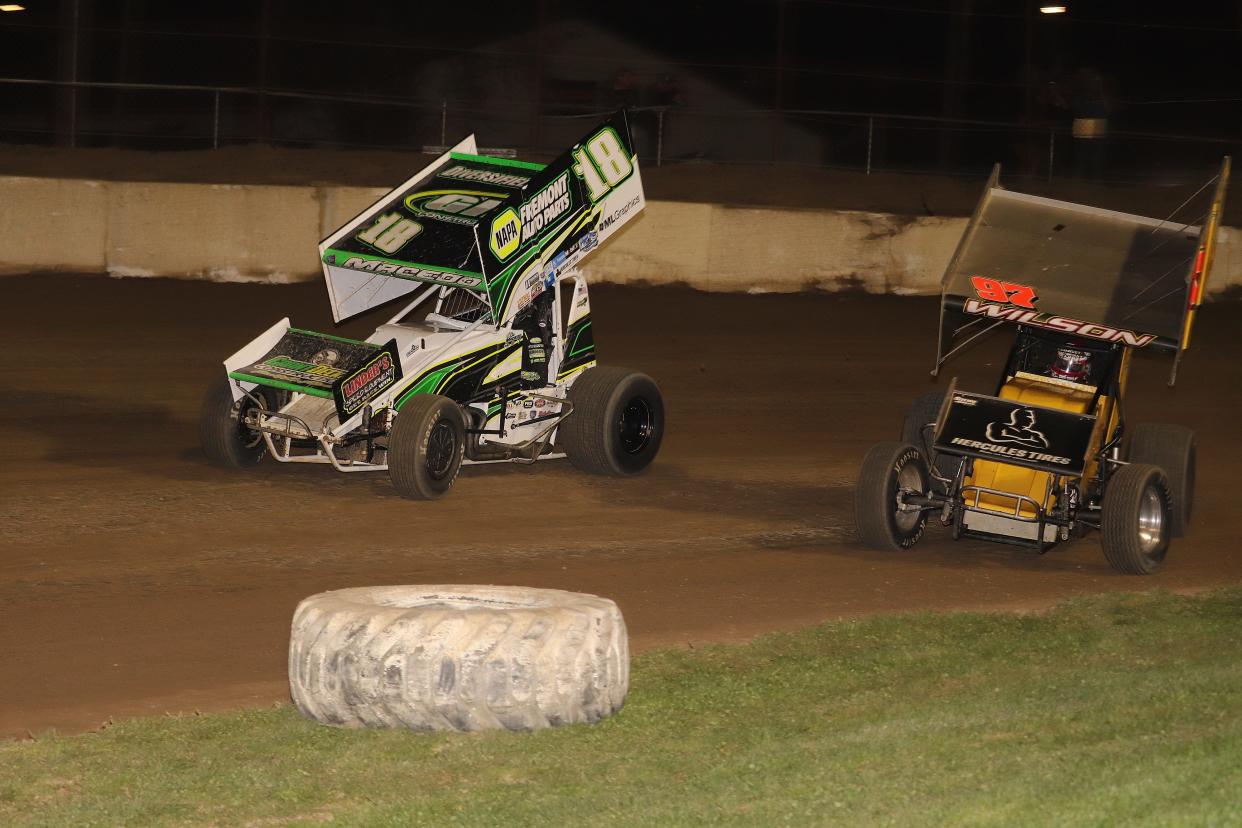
[{"xmin": 1, "ymin": 76, "xmax": 1235, "ymax": 183}]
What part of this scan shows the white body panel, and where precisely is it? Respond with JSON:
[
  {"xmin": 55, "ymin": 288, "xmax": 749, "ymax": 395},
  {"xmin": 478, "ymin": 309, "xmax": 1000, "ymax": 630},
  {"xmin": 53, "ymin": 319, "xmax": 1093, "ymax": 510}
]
[{"xmin": 222, "ymin": 317, "xmax": 290, "ymax": 401}]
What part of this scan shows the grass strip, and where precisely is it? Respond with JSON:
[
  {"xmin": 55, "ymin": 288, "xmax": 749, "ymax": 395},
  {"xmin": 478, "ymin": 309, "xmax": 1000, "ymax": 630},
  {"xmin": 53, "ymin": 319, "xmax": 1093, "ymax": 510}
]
[{"xmin": 2, "ymin": 588, "xmax": 1240, "ymax": 827}]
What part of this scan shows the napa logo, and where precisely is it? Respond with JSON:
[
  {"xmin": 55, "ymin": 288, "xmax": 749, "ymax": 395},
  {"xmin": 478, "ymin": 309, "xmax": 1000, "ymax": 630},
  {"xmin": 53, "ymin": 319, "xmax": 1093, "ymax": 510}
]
[
  {"xmin": 403, "ymin": 190, "xmax": 506, "ymax": 226},
  {"xmin": 489, "ymin": 207, "xmax": 521, "ymax": 261}
]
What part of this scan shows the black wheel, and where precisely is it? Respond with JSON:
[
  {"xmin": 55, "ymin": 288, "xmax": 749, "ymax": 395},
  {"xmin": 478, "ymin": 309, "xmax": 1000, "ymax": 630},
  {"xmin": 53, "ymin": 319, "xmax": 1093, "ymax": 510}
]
[
  {"xmin": 388, "ymin": 395, "xmax": 465, "ymax": 500},
  {"xmin": 900, "ymin": 390, "xmax": 958, "ymax": 494},
  {"xmin": 1101, "ymin": 463, "xmax": 1172, "ymax": 575},
  {"xmin": 559, "ymin": 367, "xmax": 664, "ymax": 475},
  {"xmin": 199, "ymin": 378, "xmax": 272, "ymax": 469},
  {"xmin": 1129, "ymin": 423, "xmax": 1195, "ymax": 537},
  {"xmin": 855, "ymin": 441, "xmax": 930, "ymax": 550}
]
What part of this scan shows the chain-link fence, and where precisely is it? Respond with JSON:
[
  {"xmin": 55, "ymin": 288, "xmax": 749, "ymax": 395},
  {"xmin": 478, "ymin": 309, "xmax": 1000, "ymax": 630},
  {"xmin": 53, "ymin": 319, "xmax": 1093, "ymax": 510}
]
[{"xmin": 1, "ymin": 77, "xmax": 1234, "ymax": 184}]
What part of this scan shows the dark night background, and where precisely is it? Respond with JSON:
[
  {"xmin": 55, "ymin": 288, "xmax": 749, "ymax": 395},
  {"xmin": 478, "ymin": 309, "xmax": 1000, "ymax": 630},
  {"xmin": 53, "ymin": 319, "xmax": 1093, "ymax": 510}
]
[{"xmin": 0, "ymin": 1, "xmax": 1239, "ymax": 179}]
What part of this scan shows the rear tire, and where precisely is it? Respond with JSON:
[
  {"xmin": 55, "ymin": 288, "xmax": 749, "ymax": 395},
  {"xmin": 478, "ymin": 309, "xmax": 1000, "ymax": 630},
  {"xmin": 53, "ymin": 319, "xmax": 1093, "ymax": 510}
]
[
  {"xmin": 388, "ymin": 395, "xmax": 465, "ymax": 500},
  {"xmin": 1129, "ymin": 423, "xmax": 1195, "ymax": 537},
  {"xmin": 559, "ymin": 367, "xmax": 664, "ymax": 475},
  {"xmin": 855, "ymin": 442, "xmax": 930, "ymax": 550},
  {"xmin": 199, "ymin": 378, "xmax": 271, "ymax": 469},
  {"xmin": 1101, "ymin": 463, "xmax": 1172, "ymax": 575}
]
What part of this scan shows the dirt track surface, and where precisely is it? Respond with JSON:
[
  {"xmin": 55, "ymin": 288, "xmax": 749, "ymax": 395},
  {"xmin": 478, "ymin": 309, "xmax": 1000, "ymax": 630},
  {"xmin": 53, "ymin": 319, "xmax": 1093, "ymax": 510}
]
[{"xmin": 3, "ymin": 275, "xmax": 1241, "ymax": 738}]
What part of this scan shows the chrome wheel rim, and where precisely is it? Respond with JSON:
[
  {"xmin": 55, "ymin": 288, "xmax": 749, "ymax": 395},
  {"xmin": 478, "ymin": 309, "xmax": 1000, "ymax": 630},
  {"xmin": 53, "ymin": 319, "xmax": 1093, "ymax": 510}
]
[{"xmin": 1137, "ymin": 487, "xmax": 1165, "ymax": 554}]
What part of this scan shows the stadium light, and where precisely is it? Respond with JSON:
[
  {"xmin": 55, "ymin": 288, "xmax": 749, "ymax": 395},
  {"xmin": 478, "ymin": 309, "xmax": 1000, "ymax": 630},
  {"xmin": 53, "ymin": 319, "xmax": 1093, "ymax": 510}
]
[
  {"xmin": 1039, "ymin": 5, "xmax": 1067, "ymax": 12},
  {"xmin": 0, "ymin": 4, "xmax": 26, "ymax": 10}
]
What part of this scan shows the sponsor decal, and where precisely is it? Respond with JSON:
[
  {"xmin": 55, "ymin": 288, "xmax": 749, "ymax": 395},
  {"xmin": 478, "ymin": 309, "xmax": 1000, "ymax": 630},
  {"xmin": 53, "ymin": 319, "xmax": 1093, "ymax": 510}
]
[
  {"xmin": 534, "ymin": 398, "xmax": 545, "ymax": 408},
  {"xmin": 962, "ymin": 299, "xmax": 1158, "ymax": 348},
  {"xmin": 948, "ymin": 436, "xmax": 1072, "ymax": 466},
  {"xmin": 259, "ymin": 356, "xmax": 345, "ymax": 384},
  {"xmin": 489, "ymin": 208, "xmax": 521, "ymax": 261},
  {"xmin": 985, "ymin": 408, "xmax": 1050, "ymax": 449},
  {"xmin": 332, "ymin": 341, "xmax": 403, "ymax": 419},
  {"xmin": 935, "ymin": 391, "xmax": 1094, "ymax": 474},
  {"xmin": 331, "ymin": 254, "xmax": 483, "ymax": 289},
  {"xmin": 523, "ymin": 399, "xmax": 535, "ymax": 409},
  {"xmin": 543, "ymin": 250, "xmax": 568, "ymax": 284},
  {"xmin": 599, "ymin": 195, "xmax": 641, "ymax": 232},
  {"xmin": 579, "ymin": 229, "xmax": 599, "ymax": 252},
  {"xmin": 406, "ymin": 342, "xmax": 420, "ymax": 356},
  {"xmin": 519, "ymin": 172, "xmax": 572, "ymax": 244},
  {"xmin": 440, "ymin": 164, "xmax": 532, "ymax": 189},
  {"xmin": 505, "ymin": 331, "xmax": 525, "ymax": 347},
  {"xmin": 403, "ymin": 190, "xmax": 506, "ymax": 226},
  {"xmin": 516, "ymin": 268, "xmax": 550, "ymax": 310}
]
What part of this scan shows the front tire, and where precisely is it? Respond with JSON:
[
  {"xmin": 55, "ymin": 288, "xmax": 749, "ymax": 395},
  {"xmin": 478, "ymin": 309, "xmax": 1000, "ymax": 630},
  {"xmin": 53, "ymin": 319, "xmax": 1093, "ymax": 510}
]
[
  {"xmin": 1129, "ymin": 423, "xmax": 1195, "ymax": 537},
  {"xmin": 1101, "ymin": 463, "xmax": 1172, "ymax": 575},
  {"xmin": 855, "ymin": 441, "xmax": 931, "ymax": 550},
  {"xmin": 901, "ymin": 390, "xmax": 957, "ymax": 493},
  {"xmin": 559, "ymin": 367, "xmax": 664, "ymax": 475},
  {"xmin": 199, "ymin": 378, "xmax": 270, "ymax": 469},
  {"xmin": 388, "ymin": 395, "xmax": 465, "ymax": 500}
]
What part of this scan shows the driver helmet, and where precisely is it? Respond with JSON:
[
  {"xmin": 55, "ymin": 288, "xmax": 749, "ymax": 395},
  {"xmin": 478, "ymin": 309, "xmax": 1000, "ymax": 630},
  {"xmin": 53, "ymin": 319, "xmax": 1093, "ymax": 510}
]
[{"xmin": 1049, "ymin": 345, "xmax": 1091, "ymax": 381}]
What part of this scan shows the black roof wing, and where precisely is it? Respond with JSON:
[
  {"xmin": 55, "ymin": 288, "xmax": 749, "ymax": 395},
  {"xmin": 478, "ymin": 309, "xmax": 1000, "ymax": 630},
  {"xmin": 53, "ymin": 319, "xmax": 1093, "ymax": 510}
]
[{"xmin": 933, "ymin": 158, "xmax": 1230, "ymax": 386}]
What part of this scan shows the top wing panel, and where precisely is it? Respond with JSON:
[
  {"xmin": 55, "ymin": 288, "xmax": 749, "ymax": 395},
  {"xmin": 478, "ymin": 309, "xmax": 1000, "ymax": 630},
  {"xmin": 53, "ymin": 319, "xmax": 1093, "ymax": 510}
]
[
  {"xmin": 944, "ymin": 189, "xmax": 1199, "ymax": 350},
  {"xmin": 318, "ymin": 136, "xmax": 545, "ymax": 323},
  {"xmin": 317, "ymin": 111, "xmax": 646, "ymax": 327}
]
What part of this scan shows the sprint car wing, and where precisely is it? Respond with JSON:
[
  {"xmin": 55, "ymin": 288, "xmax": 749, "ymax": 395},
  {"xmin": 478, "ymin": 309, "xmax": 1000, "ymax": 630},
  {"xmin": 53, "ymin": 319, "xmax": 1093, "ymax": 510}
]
[
  {"xmin": 934, "ymin": 158, "xmax": 1230, "ymax": 384},
  {"xmin": 319, "ymin": 110, "xmax": 645, "ymax": 326},
  {"xmin": 319, "ymin": 131, "xmax": 519, "ymax": 324}
]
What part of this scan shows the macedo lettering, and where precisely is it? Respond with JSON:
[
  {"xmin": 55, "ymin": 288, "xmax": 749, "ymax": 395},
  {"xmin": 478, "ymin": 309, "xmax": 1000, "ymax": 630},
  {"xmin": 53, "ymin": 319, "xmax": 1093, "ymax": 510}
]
[{"xmin": 338, "ymin": 256, "xmax": 482, "ymax": 288}]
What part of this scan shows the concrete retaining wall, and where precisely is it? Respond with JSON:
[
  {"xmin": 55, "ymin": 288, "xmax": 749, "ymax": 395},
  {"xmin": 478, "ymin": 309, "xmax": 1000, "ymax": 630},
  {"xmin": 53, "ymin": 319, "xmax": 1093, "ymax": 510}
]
[{"xmin": 2, "ymin": 174, "xmax": 1238, "ymax": 295}]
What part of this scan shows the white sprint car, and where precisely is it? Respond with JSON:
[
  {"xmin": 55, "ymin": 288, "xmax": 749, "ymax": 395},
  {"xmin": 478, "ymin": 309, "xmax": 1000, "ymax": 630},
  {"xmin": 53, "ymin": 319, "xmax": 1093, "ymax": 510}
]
[{"xmin": 200, "ymin": 111, "xmax": 664, "ymax": 499}]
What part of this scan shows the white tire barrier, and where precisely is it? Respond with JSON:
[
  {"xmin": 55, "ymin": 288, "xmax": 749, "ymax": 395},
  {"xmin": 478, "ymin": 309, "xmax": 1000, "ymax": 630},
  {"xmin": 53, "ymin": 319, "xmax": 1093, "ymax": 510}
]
[{"xmin": 288, "ymin": 585, "xmax": 629, "ymax": 731}]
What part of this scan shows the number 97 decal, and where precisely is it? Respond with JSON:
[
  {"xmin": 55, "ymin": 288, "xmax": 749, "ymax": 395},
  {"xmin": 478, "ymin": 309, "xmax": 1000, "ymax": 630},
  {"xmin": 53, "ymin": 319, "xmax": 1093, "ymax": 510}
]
[{"xmin": 970, "ymin": 276, "xmax": 1038, "ymax": 309}]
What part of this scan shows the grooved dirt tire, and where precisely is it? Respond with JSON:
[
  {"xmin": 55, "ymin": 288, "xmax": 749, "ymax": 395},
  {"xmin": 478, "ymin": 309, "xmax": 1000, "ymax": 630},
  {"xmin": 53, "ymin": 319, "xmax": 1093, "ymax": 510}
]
[
  {"xmin": 288, "ymin": 585, "xmax": 629, "ymax": 732},
  {"xmin": 1101, "ymin": 463, "xmax": 1172, "ymax": 575},
  {"xmin": 199, "ymin": 378, "xmax": 269, "ymax": 468},
  {"xmin": 901, "ymin": 390, "xmax": 945, "ymax": 449},
  {"xmin": 855, "ymin": 442, "xmax": 930, "ymax": 550},
  {"xmin": 559, "ymin": 367, "xmax": 664, "ymax": 475},
  {"xmin": 901, "ymin": 390, "xmax": 957, "ymax": 493},
  {"xmin": 388, "ymin": 395, "xmax": 465, "ymax": 500},
  {"xmin": 1129, "ymin": 423, "xmax": 1195, "ymax": 537}
]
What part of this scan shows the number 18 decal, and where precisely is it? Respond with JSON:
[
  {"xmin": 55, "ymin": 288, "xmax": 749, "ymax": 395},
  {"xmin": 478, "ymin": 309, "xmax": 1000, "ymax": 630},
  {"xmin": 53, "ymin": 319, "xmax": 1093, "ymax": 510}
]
[
  {"xmin": 572, "ymin": 127, "xmax": 633, "ymax": 202},
  {"xmin": 357, "ymin": 212, "xmax": 422, "ymax": 255},
  {"xmin": 970, "ymin": 276, "xmax": 1038, "ymax": 309}
]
